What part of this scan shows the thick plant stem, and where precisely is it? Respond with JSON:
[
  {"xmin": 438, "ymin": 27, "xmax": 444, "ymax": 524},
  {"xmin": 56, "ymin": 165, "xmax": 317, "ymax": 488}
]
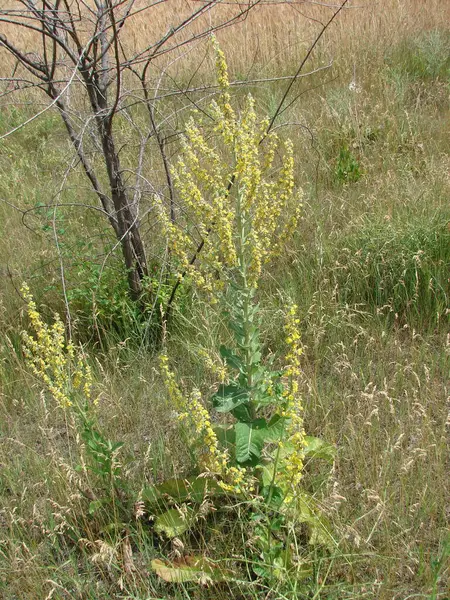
[{"xmin": 236, "ymin": 189, "xmax": 256, "ymax": 421}]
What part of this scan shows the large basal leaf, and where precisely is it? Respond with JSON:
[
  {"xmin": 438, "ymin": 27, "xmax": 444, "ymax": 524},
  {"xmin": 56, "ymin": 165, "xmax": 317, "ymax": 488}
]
[
  {"xmin": 303, "ymin": 436, "xmax": 336, "ymax": 463},
  {"xmin": 152, "ymin": 556, "xmax": 232, "ymax": 584},
  {"xmin": 154, "ymin": 507, "xmax": 196, "ymax": 539},
  {"xmin": 235, "ymin": 419, "xmax": 268, "ymax": 464},
  {"xmin": 296, "ymin": 493, "xmax": 336, "ymax": 550}
]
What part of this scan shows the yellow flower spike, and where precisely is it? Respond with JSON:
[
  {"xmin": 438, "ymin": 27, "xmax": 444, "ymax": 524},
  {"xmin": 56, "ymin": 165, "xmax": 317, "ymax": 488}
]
[
  {"xmin": 211, "ymin": 35, "xmax": 235, "ymax": 127},
  {"xmin": 160, "ymin": 353, "xmax": 251, "ymax": 493},
  {"xmin": 21, "ymin": 285, "xmax": 93, "ymax": 411},
  {"xmin": 156, "ymin": 38, "xmax": 302, "ymax": 299},
  {"xmin": 280, "ymin": 304, "xmax": 306, "ymax": 492}
]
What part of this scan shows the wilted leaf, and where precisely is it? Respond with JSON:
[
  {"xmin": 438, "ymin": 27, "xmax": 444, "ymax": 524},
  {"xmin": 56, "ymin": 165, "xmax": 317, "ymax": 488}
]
[
  {"xmin": 122, "ymin": 536, "xmax": 135, "ymax": 575},
  {"xmin": 304, "ymin": 436, "xmax": 336, "ymax": 463},
  {"xmin": 296, "ymin": 493, "xmax": 336, "ymax": 550},
  {"xmin": 151, "ymin": 556, "xmax": 232, "ymax": 584},
  {"xmin": 142, "ymin": 477, "xmax": 223, "ymax": 506},
  {"xmin": 154, "ymin": 507, "xmax": 196, "ymax": 539}
]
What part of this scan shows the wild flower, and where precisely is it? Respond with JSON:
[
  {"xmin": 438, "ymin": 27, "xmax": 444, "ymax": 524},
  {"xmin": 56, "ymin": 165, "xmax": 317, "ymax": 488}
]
[
  {"xmin": 159, "ymin": 353, "xmax": 248, "ymax": 492},
  {"xmin": 158, "ymin": 40, "xmax": 311, "ymax": 507},
  {"xmin": 158, "ymin": 352, "xmax": 184, "ymax": 409},
  {"xmin": 155, "ymin": 36, "xmax": 302, "ymax": 295},
  {"xmin": 21, "ymin": 283, "xmax": 93, "ymax": 409},
  {"xmin": 280, "ymin": 304, "xmax": 306, "ymax": 493},
  {"xmin": 180, "ymin": 388, "xmax": 229, "ymax": 475},
  {"xmin": 21, "ymin": 285, "xmax": 124, "ymax": 496}
]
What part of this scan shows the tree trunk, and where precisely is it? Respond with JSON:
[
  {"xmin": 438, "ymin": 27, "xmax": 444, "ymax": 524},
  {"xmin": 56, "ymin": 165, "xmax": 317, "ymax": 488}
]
[{"xmin": 100, "ymin": 127, "xmax": 148, "ymax": 301}]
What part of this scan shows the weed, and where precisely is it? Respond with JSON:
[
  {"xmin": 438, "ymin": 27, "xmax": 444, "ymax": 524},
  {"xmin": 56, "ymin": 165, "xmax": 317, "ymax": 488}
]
[
  {"xmin": 335, "ymin": 145, "xmax": 362, "ymax": 184},
  {"xmin": 155, "ymin": 42, "xmax": 336, "ymax": 589},
  {"xmin": 1, "ymin": 4, "xmax": 449, "ymax": 599}
]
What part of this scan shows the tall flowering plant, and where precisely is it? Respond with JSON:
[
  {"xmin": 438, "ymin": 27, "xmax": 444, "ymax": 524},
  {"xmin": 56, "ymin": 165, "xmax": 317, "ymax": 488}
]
[
  {"xmin": 157, "ymin": 39, "xmax": 332, "ymax": 508},
  {"xmin": 21, "ymin": 284, "xmax": 124, "ymax": 506},
  {"xmin": 159, "ymin": 39, "xmax": 300, "ymax": 295},
  {"xmin": 150, "ymin": 40, "xmax": 337, "ymax": 584}
]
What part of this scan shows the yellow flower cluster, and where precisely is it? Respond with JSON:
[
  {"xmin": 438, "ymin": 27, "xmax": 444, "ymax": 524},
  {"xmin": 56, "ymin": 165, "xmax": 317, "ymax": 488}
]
[
  {"xmin": 157, "ymin": 39, "xmax": 302, "ymax": 294},
  {"xmin": 181, "ymin": 388, "xmax": 229, "ymax": 475},
  {"xmin": 211, "ymin": 35, "xmax": 235, "ymax": 141},
  {"xmin": 158, "ymin": 353, "xmax": 184, "ymax": 408},
  {"xmin": 21, "ymin": 284, "xmax": 92, "ymax": 409},
  {"xmin": 280, "ymin": 305, "xmax": 306, "ymax": 491},
  {"xmin": 197, "ymin": 348, "xmax": 227, "ymax": 383},
  {"xmin": 159, "ymin": 353, "xmax": 247, "ymax": 492}
]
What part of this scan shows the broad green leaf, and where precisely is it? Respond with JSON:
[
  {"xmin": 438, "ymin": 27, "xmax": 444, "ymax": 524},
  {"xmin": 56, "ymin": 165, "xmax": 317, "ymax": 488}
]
[
  {"xmin": 235, "ymin": 419, "xmax": 268, "ymax": 464},
  {"xmin": 219, "ymin": 345, "xmax": 244, "ymax": 372},
  {"xmin": 252, "ymin": 541, "xmax": 293, "ymax": 580},
  {"xmin": 230, "ymin": 402, "xmax": 253, "ymax": 422},
  {"xmin": 212, "ymin": 383, "xmax": 249, "ymax": 414},
  {"xmin": 259, "ymin": 462, "xmax": 276, "ymax": 488},
  {"xmin": 270, "ymin": 442, "xmax": 295, "ymax": 461},
  {"xmin": 304, "ymin": 436, "xmax": 336, "ymax": 463},
  {"xmin": 229, "ymin": 320, "xmax": 245, "ymax": 343},
  {"xmin": 152, "ymin": 556, "xmax": 232, "ymax": 583},
  {"xmin": 265, "ymin": 414, "xmax": 287, "ymax": 441},
  {"xmin": 262, "ymin": 484, "xmax": 285, "ymax": 509},
  {"xmin": 157, "ymin": 479, "xmax": 200, "ymax": 503},
  {"xmin": 154, "ymin": 507, "xmax": 196, "ymax": 538},
  {"xmin": 111, "ymin": 441, "xmax": 124, "ymax": 452},
  {"xmin": 141, "ymin": 485, "xmax": 162, "ymax": 504}
]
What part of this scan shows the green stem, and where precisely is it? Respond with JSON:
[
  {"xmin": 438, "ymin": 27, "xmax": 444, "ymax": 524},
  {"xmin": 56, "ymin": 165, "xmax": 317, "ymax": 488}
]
[
  {"xmin": 266, "ymin": 416, "xmax": 288, "ymax": 506},
  {"xmin": 236, "ymin": 188, "xmax": 256, "ymax": 421}
]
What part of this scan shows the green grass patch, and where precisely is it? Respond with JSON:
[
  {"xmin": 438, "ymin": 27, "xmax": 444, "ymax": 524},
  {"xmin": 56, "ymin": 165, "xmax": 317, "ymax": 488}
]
[
  {"xmin": 330, "ymin": 213, "xmax": 449, "ymax": 328},
  {"xmin": 385, "ymin": 30, "xmax": 450, "ymax": 82}
]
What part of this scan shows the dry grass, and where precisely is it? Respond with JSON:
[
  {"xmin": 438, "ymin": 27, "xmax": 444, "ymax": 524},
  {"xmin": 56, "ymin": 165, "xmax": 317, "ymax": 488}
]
[{"xmin": 2, "ymin": 0, "xmax": 449, "ymax": 79}]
